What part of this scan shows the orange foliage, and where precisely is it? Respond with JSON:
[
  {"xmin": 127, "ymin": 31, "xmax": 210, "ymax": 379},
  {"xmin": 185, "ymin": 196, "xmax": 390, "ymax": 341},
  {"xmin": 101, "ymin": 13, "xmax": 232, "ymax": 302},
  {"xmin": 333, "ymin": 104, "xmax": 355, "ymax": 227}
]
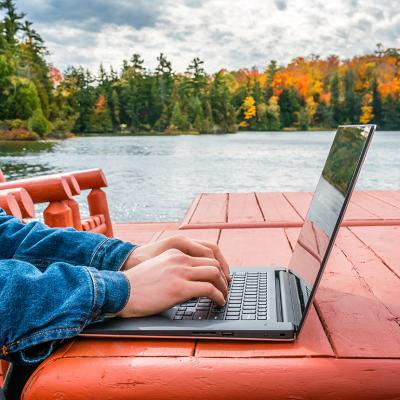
[{"xmin": 95, "ymin": 95, "xmax": 106, "ymax": 114}]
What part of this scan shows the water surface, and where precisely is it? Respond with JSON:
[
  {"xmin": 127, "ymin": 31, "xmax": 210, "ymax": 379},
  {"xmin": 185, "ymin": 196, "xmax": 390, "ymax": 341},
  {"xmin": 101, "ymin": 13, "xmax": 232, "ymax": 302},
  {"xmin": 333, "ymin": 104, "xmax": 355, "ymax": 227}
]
[{"xmin": 0, "ymin": 131, "xmax": 398, "ymax": 222}]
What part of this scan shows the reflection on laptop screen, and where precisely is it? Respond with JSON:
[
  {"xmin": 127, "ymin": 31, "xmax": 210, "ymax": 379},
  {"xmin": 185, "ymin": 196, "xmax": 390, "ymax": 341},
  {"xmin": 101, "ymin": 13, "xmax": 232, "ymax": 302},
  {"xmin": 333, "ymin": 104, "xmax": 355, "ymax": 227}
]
[{"xmin": 288, "ymin": 125, "xmax": 373, "ymax": 290}]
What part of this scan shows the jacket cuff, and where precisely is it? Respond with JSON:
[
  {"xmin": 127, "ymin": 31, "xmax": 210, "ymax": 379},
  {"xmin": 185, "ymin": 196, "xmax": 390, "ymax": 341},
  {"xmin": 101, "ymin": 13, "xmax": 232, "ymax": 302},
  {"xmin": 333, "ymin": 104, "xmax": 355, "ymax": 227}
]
[
  {"xmin": 89, "ymin": 239, "xmax": 137, "ymax": 272},
  {"xmin": 87, "ymin": 268, "xmax": 130, "ymax": 314}
]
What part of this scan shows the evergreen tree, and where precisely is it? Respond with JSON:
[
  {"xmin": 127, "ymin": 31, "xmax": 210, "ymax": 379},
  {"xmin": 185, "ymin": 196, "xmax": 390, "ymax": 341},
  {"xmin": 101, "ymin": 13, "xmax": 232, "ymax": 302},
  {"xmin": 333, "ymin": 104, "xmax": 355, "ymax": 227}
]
[
  {"xmin": 382, "ymin": 96, "xmax": 400, "ymax": 130},
  {"xmin": 0, "ymin": 0, "xmax": 24, "ymax": 47},
  {"xmin": 278, "ymin": 87, "xmax": 301, "ymax": 128},
  {"xmin": 264, "ymin": 60, "xmax": 278, "ymax": 100},
  {"xmin": 371, "ymin": 76, "xmax": 383, "ymax": 127},
  {"xmin": 330, "ymin": 71, "xmax": 342, "ymax": 125},
  {"xmin": 343, "ymin": 69, "xmax": 361, "ymax": 123}
]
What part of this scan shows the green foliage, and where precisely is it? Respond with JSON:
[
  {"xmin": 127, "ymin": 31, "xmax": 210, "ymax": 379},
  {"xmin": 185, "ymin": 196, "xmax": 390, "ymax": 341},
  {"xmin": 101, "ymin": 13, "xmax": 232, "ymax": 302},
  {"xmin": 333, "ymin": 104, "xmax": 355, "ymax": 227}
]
[
  {"xmin": 28, "ymin": 108, "xmax": 50, "ymax": 136},
  {"xmin": 0, "ymin": 2, "xmax": 399, "ymax": 140},
  {"xmin": 7, "ymin": 79, "xmax": 41, "ymax": 119},
  {"xmin": 4, "ymin": 118, "xmax": 26, "ymax": 129}
]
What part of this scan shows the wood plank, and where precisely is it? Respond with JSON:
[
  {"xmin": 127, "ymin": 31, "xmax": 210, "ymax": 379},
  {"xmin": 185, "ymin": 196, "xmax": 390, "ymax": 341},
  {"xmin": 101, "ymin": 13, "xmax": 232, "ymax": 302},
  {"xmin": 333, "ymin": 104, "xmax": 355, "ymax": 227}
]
[
  {"xmin": 179, "ymin": 194, "xmax": 201, "ymax": 228},
  {"xmin": 256, "ymin": 192, "xmax": 303, "ymax": 224},
  {"xmin": 286, "ymin": 227, "xmax": 400, "ymax": 358},
  {"xmin": 336, "ymin": 227, "xmax": 400, "ymax": 317},
  {"xmin": 344, "ymin": 200, "xmax": 381, "ymax": 221},
  {"xmin": 283, "ymin": 192, "xmax": 312, "ymax": 220},
  {"xmin": 218, "ymin": 228, "xmax": 292, "ymax": 267},
  {"xmin": 190, "ymin": 193, "xmax": 227, "ymax": 224},
  {"xmin": 195, "ymin": 306, "xmax": 334, "ymax": 357},
  {"xmin": 351, "ymin": 192, "xmax": 400, "ymax": 220},
  {"xmin": 23, "ymin": 357, "xmax": 400, "ymax": 400},
  {"xmin": 158, "ymin": 228, "xmax": 220, "ymax": 243},
  {"xmin": 368, "ymin": 191, "xmax": 400, "ymax": 210},
  {"xmin": 349, "ymin": 225, "xmax": 400, "ymax": 277},
  {"xmin": 227, "ymin": 193, "xmax": 264, "ymax": 223},
  {"xmin": 113, "ymin": 222, "xmax": 179, "ymax": 244},
  {"xmin": 65, "ymin": 338, "xmax": 195, "ymax": 358}
]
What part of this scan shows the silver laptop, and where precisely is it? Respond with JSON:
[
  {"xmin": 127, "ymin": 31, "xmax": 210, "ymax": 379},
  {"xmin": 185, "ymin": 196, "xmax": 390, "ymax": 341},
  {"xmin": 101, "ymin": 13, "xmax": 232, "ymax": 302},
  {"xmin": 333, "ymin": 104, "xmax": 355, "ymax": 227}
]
[{"xmin": 83, "ymin": 124, "xmax": 376, "ymax": 341}]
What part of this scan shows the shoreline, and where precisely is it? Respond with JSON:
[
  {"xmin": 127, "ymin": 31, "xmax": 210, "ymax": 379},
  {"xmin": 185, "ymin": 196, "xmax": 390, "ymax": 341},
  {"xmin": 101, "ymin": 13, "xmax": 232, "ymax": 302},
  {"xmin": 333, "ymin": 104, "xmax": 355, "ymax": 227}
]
[{"xmin": 0, "ymin": 129, "xmax": 398, "ymax": 142}]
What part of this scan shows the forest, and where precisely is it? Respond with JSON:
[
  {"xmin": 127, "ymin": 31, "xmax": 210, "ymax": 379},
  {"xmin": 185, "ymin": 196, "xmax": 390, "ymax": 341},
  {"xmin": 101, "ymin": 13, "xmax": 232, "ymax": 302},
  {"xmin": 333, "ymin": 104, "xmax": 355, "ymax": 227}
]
[{"xmin": 1, "ymin": 0, "xmax": 400, "ymax": 140}]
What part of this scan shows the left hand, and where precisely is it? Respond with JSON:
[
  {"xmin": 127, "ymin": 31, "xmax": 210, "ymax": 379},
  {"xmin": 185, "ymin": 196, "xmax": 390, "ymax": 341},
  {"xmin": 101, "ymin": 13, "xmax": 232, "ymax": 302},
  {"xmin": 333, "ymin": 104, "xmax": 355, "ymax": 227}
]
[{"xmin": 122, "ymin": 235, "xmax": 230, "ymax": 281}]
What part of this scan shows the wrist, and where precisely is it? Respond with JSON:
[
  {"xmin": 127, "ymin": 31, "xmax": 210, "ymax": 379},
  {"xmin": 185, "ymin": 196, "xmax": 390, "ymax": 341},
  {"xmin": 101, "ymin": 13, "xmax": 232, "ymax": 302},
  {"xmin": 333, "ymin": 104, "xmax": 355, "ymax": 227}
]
[{"xmin": 122, "ymin": 246, "xmax": 142, "ymax": 270}]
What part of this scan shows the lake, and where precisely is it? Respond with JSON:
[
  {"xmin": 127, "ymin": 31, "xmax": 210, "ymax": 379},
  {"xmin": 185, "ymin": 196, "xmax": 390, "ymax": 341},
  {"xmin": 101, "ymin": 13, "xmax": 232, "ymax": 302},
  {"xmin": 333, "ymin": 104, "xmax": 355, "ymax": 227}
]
[{"xmin": 0, "ymin": 131, "xmax": 399, "ymax": 222}]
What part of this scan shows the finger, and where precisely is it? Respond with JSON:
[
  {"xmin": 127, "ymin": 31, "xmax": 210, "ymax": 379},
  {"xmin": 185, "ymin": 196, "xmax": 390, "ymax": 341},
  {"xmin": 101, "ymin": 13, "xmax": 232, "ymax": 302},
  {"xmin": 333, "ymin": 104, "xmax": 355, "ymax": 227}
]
[
  {"xmin": 187, "ymin": 256, "xmax": 228, "ymax": 286},
  {"xmin": 186, "ymin": 265, "xmax": 228, "ymax": 298},
  {"xmin": 186, "ymin": 281, "xmax": 226, "ymax": 306},
  {"xmin": 195, "ymin": 240, "xmax": 231, "ymax": 281},
  {"xmin": 176, "ymin": 239, "xmax": 216, "ymax": 261}
]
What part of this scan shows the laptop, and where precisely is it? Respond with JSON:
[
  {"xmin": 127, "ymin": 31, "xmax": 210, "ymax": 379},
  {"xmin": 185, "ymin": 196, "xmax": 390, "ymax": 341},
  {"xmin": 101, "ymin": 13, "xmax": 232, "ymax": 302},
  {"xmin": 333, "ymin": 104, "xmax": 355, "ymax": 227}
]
[{"xmin": 83, "ymin": 124, "xmax": 376, "ymax": 341}]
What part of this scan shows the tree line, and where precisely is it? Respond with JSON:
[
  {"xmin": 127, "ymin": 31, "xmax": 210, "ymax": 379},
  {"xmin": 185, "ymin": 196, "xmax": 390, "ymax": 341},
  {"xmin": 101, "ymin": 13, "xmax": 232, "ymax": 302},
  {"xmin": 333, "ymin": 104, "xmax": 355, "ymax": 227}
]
[{"xmin": 1, "ymin": 1, "xmax": 400, "ymax": 140}]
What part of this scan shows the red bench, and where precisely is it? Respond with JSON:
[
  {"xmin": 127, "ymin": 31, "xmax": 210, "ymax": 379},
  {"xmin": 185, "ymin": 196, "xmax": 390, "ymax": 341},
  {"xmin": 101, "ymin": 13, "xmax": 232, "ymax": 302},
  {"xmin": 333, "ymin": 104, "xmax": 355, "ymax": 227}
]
[{"xmin": 0, "ymin": 169, "xmax": 113, "ymax": 237}]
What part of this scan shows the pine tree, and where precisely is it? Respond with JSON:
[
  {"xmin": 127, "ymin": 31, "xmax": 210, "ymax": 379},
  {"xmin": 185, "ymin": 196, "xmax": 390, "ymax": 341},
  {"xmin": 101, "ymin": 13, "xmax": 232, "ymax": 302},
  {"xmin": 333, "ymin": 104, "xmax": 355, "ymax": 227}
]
[
  {"xmin": 343, "ymin": 69, "xmax": 361, "ymax": 123},
  {"xmin": 371, "ymin": 77, "xmax": 383, "ymax": 127},
  {"xmin": 330, "ymin": 71, "xmax": 342, "ymax": 125},
  {"xmin": 278, "ymin": 87, "xmax": 300, "ymax": 128}
]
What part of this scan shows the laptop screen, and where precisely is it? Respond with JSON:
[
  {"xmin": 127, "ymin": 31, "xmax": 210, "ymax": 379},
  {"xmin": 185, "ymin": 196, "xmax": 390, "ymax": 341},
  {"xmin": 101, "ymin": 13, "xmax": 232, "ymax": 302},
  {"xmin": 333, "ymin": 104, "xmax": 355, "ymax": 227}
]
[{"xmin": 288, "ymin": 125, "xmax": 375, "ymax": 325}]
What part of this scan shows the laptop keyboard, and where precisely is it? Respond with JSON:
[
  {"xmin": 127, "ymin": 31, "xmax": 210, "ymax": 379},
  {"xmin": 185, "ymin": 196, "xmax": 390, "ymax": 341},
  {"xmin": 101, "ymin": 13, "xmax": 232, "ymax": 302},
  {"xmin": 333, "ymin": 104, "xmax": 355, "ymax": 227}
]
[{"xmin": 173, "ymin": 271, "xmax": 268, "ymax": 321}]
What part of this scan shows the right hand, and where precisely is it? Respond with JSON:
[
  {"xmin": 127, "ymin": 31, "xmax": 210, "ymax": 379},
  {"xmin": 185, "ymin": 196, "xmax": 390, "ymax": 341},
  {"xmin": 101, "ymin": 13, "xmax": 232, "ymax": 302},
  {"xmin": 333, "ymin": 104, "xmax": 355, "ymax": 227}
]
[{"xmin": 117, "ymin": 249, "xmax": 228, "ymax": 318}]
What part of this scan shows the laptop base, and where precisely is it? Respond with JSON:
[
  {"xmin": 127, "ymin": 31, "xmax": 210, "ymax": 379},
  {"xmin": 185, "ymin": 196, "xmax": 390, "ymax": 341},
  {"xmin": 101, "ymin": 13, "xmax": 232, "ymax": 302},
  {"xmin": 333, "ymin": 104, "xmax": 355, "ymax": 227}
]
[{"xmin": 82, "ymin": 267, "xmax": 309, "ymax": 341}]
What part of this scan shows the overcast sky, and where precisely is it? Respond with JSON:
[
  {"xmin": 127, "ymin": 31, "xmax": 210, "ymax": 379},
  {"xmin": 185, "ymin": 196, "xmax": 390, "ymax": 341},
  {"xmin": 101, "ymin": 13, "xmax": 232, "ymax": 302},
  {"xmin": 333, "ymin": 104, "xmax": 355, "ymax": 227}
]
[{"xmin": 14, "ymin": 0, "xmax": 400, "ymax": 73}]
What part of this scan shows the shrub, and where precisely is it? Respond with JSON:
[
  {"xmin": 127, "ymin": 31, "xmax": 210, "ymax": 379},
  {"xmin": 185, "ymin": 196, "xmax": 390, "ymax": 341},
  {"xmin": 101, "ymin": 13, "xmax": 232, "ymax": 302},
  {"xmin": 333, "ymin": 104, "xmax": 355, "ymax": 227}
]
[
  {"xmin": 0, "ymin": 128, "xmax": 40, "ymax": 141},
  {"xmin": 28, "ymin": 110, "xmax": 50, "ymax": 137},
  {"xmin": 4, "ymin": 119, "xmax": 28, "ymax": 130}
]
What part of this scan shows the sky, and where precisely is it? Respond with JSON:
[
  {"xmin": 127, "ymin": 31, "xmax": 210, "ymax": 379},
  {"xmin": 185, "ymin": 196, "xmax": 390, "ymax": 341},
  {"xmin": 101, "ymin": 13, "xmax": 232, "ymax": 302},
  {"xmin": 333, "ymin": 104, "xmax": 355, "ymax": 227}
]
[{"xmin": 14, "ymin": 0, "xmax": 400, "ymax": 73}]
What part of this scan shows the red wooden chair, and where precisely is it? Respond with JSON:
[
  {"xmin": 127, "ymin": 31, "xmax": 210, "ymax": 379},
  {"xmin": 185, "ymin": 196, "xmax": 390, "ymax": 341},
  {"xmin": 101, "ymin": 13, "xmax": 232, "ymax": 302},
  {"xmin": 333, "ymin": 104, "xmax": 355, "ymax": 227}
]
[
  {"xmin": 0, "ymin": 168, "xmax": 113, "ymax": 237},
  {"xmin": 0, "ymin": 188, "xmax": 35, "ymax": 220}
]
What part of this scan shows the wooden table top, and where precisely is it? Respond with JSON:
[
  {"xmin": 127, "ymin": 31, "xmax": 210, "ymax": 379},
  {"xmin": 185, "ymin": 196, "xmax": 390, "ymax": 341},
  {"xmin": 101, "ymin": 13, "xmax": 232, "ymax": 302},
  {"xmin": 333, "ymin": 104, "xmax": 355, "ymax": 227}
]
[{"xmin": 22, "ymin": 191, "xmax": 400, "ymax": 399}]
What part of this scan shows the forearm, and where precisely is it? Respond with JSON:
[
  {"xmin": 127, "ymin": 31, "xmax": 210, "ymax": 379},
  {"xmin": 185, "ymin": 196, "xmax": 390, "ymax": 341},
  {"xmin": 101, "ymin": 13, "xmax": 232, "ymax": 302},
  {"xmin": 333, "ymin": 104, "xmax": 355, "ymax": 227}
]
[
  {"xmin": 0, "ymin": 259, "xmax": 129, "ymax": 365},
  {"xmin": 0, "ymin": 210, "xmax": 137, "ymax": 271}
]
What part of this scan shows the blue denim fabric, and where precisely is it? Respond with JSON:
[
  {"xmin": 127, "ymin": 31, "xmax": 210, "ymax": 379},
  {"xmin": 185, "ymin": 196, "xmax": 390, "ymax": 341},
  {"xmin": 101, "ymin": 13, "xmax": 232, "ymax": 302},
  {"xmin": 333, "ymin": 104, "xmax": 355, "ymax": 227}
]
[{"xmin": 0, "ymin": 209, "xmax": 137, "ymax": 364}]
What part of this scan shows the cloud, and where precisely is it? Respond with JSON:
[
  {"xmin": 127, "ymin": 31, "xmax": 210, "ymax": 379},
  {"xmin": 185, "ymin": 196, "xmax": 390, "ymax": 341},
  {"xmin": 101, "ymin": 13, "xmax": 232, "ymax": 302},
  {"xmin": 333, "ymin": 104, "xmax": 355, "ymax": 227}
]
[
  {"xmin": 274, "ymin": 0, "xmax": 287, "ymax": 11},
  {"xmin": 17, "ymin": 0, "xmax": 167, "ymax": 31},
  {"xmin": 13, "ymin": 0, "xmax": 400, "ymax": 73}
]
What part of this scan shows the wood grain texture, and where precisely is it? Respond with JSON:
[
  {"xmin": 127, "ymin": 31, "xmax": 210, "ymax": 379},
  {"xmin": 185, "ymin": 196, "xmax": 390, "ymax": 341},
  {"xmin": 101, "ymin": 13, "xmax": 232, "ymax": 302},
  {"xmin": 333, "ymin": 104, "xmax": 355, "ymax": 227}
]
[
  {"xmin": 227, "ymin": 193, "xmax": 264, "ymax": 223},
  {"xmin": 190, "ymin": 193, "xmax": 227, "ymax": 224},
  {"xmin": 23, "ymin": 358, "xmax": 400, "ymax": 400},
  {"xmin": 286, "ymin": 226, "xmax": 400, "ymax": 358},
  {"xmin": 256, "ymin": 192, "xmax": 303, "ymax": 224}
]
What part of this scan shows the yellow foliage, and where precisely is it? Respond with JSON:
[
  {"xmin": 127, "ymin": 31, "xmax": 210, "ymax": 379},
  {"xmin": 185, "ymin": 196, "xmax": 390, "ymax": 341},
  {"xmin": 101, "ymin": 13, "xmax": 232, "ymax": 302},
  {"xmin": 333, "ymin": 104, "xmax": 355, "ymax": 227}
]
[
  {"xmin": 360, "ymin": 93, "xmax": 374, "ymax": 124},
  {"xmin": 243, "ymin": 96, "xmax": 256, "ymax": 120}
]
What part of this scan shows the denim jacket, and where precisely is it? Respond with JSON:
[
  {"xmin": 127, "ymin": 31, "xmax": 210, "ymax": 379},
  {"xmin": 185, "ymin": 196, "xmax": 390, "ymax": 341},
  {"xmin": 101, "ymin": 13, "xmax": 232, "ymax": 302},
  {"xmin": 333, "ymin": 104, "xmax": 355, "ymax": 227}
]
[{"xmin": 0, "ymin": 209, "xmax": 136, "ymax": 365}]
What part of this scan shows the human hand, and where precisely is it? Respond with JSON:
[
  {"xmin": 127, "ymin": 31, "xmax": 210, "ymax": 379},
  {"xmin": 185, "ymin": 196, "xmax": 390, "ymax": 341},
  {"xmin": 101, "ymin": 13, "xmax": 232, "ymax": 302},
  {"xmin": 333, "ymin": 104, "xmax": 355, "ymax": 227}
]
[
  {"xmin": 123, "ymin": 235, "xmax": 230, "ymax": 281},
  {"xmin": 117, "ymin": 249, "xmax": 228, "ymax": 318}
]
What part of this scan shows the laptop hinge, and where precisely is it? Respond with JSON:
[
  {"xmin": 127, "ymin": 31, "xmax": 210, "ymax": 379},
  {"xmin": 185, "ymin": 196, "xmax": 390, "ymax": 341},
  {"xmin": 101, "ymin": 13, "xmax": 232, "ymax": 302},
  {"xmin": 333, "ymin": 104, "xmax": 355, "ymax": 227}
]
[
  {"xmin": 287, "ymin": 271, "xmax": 305, "ymax": 329},
  {"xmin": 277, "ymin": 271, "xmax": 294, "ymax": 324}
]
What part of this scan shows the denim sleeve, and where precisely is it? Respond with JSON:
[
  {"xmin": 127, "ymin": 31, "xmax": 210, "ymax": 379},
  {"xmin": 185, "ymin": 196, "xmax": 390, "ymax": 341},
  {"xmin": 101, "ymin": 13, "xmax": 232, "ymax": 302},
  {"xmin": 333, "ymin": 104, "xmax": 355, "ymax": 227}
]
[
  {"xmin": 0, "ymin": 210, "xmax": 137, "ymax": 272},
  {"xmin": 0, "ymin": 259, "xmax": 130, "ymax": 365}
]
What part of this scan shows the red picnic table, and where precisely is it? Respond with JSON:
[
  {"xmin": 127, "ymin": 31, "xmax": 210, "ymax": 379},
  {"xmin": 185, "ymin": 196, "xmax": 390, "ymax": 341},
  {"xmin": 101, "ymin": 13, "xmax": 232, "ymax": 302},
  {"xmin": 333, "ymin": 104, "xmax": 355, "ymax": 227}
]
[{"xmin": 18, "ymin": 191, "xmax": 400, "ymax": 399}]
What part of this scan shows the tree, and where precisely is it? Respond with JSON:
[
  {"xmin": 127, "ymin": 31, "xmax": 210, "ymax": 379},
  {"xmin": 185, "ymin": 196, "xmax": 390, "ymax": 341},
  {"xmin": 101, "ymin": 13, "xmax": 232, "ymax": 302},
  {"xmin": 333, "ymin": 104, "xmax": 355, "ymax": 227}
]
[
  {"xmin": 169, "ymin": 101, "xmax": 189, "ymax": 131},
  {"xmin": 330, "ymin": 71, "xmax": 342, "ymax": 125},
  {"xmin": 371, "ymin": 77, "xmax": 383, "ymax": 127},
  {"xmin": 0, "ymin": 0, "xmax": 24, "ymax": 47},
  {"xmin": 242, "ymin": 95, "xmax": 256, "ymax": 126},
  {"xmin": 210, "ymin": 71, "xmax": 236, "ymax": 132},
  {"xmin": 278, "ymin": 87, "xmax": 301, "ymax": 128},
  {"xmin": 343, "ymin": 69, "xmax": 361, "ymax": 124}
]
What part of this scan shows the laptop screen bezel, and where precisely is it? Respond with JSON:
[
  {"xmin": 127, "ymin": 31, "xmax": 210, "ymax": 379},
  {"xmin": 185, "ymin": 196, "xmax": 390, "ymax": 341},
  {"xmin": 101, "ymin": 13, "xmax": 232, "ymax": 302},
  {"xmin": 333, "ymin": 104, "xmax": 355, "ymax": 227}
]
[{"xmin": 295, "ymin": 124, "xmax": 376, "ymax": 334}]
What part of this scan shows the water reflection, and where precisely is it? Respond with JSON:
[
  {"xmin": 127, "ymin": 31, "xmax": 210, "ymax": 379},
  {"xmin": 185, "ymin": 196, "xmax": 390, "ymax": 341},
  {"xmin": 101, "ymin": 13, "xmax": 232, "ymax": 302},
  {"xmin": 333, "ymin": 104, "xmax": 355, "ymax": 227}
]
[
  {"xmin": 0, "ymin": 140, "xmax": 56, "ymax": 155},
  {"xmin": 289, "ymin": 126, "xmax": 373, "ymax": 286},
  {"xmin": 0, "ymin": 163, "xmax": 55, "ymax": 180}
]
